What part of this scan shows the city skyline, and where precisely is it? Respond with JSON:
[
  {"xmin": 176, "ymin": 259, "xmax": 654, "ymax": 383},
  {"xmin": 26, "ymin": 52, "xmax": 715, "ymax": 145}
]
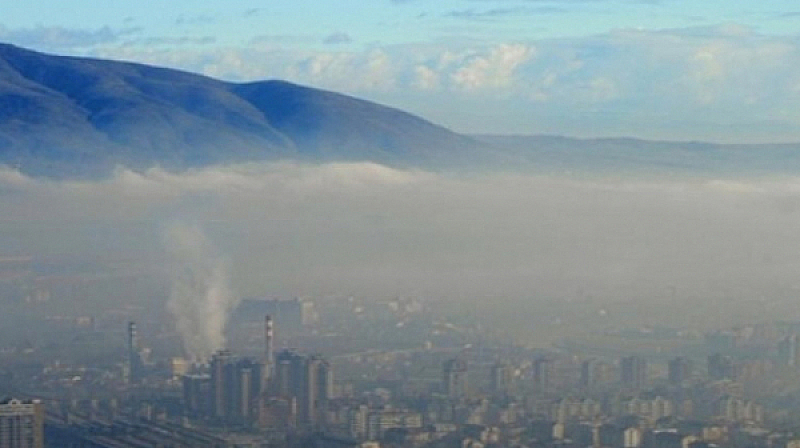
[{"xmin": 3, "ymin": 3, "xmax": 800, "ymax": 447}]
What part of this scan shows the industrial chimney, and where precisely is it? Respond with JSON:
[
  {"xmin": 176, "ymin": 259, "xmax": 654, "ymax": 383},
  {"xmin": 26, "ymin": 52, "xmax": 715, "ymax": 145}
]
[{"xmin": 264, "ymin": 315, "xmax": 274, "ymax": 386}]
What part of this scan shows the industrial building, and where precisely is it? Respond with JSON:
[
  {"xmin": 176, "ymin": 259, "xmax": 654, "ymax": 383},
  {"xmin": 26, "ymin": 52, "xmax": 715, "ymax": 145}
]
[{"xmin": 0, "ymin": 398, "xmax": 44, "ymax": 448}]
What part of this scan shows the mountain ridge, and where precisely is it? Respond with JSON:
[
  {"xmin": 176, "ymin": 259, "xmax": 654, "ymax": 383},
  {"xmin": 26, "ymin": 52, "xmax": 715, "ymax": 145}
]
[
  {"xmin": 0, "ymin": 43, "xmax": 483, "ymax": 177},
  {"xmin": 2, "ymin": 43, "xmax": 800, "ymax": 178}
]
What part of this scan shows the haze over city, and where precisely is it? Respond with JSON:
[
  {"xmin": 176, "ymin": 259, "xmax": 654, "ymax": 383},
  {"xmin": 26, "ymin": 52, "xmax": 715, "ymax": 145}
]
[{"xmin": 2, "ymin": 1, "xmax": 800, "ymax": 448}]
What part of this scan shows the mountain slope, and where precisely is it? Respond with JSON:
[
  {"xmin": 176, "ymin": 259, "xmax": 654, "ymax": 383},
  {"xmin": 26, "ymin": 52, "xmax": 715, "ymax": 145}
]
[
  {"xmin": 3, "ymin": 44, "xmax": 799, "ymax": 178},
  {"xmin": 0, "ymin": 44, "xmax": 482, "ymax": 177},
  {"xmin": 231, "ymin": 80, "xmax": 480, "ymax": 165}
]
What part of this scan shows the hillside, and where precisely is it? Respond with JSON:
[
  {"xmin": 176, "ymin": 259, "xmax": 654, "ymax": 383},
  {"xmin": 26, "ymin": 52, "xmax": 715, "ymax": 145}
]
[{"xmin": 0, "ymin": 44, "xmax": 482, "ymax": 177}]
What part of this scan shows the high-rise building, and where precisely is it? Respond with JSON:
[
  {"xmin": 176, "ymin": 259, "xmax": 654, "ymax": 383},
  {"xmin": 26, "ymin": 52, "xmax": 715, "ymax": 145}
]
[
  {"xmin": 211, "ymin": 349, "xmax": 232, "ymax": 419},
  {"xmin": 624, "ymin": 427, "xmax": 642, "ymax": 448},
  {"xmin": 315, "ymin": 357, "xmax": 334, "ymax": 410},
  {"xmin": 272, "ymin": 350, "xmax": 295, "ymax": 399},
  {"xmin": 182, "ymin": 374, "xmax": 212, "ymax": 417},
  {"xmin": 127, "ymin": 321, "xmax": 144, "ymax": 384},
  {"xmin": 581, "ymin": 359, "xmax": 612, "ymax": 389},
  {"xmin": 595, "ymin": 423, "xmax": 625, "ymax": 448},
  {"xmin": 442, "ymin": 358, "xmax": 468, "ymax": 399},
  {"xmin": 778, "ymin": 334, "xmax": 800, "ymax": 367},
  {"xmin": 668, "ymin": 357, "xmax": 692, "ymax": 385},
  {"xmin": 580, "ymin": 359, "xmax": 596, "ymax": 389},
  {"xmin": 533, "ymin": 357, "xmax": 554, "ymax": 391},
  {"xmin": 707, "ymin": 353, "xmax": 737, "ymax": 381},
  {"xmin": 0, "ymin": 398, "xmax": 44, "ymax": 448},
  {"xmin": 232, "ymin": 359, "xmax": 262, "ymax": 421},
  {"xmin": 271, "ymin": 350, "xmax": 333, "ymax": 429},
  {"xmin": 490, "ymin": 361, "xmax": 513, "ymax": 395},
  {"xmin": 621, "ymin": 356, "xmax": 647, "ymax": 389},
  {"xmin": 209, "ymin": 350, "xmax": 264, "ymax": 424}
]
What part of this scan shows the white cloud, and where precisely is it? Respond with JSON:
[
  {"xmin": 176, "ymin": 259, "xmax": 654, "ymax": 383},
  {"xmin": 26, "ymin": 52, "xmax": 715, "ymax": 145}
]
[
  {"xmin": 588, "ymin": 77, "xmax": 618, "ymax": 102},
  {"xmin": 0, "ymin": 24, "xmax": 141, "ymax": 51},
  {"xmin": 283, "ymin": 49, "xmax": 396, "ymax": 92},
  {"xmin": 451, "ymin": 43, "xmax": 535, "ymax": 90},
  {"xmin": 413, "ymin": 65, "xmax": 440, "ymax": 90},
  {"xmin": 60, "ymin": 24, "xmax": 800, "ymax": 140}
]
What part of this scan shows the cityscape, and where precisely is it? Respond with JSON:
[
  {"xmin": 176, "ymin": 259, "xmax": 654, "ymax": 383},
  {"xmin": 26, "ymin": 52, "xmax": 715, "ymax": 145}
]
[
  {"xmin": 3, "ymin": 1, "xmax": 800, "ymax": 448},
  {"xmin": 4, "ymin": 277, "xmax": 800, "ymax": 448}
]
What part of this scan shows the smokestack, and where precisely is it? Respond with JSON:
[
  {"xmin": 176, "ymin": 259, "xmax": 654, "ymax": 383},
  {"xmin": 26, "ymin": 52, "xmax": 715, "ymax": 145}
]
[
  {"xmin": 265, "ymin": 315, "xmax": 274, "ymax": 366},
  {"xmin": 262, "ymin": 315, "xmax": 274, "ymax": 390}
]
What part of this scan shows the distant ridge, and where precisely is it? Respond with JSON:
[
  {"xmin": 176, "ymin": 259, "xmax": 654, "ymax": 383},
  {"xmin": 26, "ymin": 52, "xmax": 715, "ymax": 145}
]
[
  {"xmin": 1, "ymin": 43, "xmax": 799, "ymax": 178},
  {"xmin": 0, "ymin": 43, "xmax": 483, "ymax": 177},
  {"xmin": 475, "ymin": 135, "xmax": 800, "ymax": 175}
]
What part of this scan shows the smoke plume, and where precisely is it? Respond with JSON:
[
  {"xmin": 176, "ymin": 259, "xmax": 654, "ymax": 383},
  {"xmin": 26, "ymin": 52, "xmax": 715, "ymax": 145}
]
[{"xmin": 163, "ymin": 221, "xmax": 238, "ymax": 361}]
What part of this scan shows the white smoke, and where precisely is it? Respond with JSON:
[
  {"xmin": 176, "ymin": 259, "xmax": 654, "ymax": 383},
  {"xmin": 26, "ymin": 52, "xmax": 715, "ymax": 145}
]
[{"xmin": 163, "ymin": 221, "xmax": 238, "ymax": 362}]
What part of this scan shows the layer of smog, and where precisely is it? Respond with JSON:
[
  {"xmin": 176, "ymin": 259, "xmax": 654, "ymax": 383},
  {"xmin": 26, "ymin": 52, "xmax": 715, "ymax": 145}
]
[
  {"xmin": 3, "ymin": 5, "xmax": 800, "ymax": 445},
  {"xmin": 2, "ymin": 162, "xmax": 800, "ymax": 344}
]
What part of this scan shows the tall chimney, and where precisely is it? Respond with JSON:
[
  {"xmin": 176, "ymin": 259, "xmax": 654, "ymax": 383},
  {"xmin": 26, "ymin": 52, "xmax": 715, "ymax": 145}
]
[{"xmin": 264, "ymin": 315, "xmax": 274, "ymax": 385}]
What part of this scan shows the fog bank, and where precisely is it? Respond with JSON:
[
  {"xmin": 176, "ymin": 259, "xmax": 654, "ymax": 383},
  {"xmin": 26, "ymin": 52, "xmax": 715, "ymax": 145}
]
[{"xmin": 1, "ymin": 162, "xmax": 799, "ymax": 336}]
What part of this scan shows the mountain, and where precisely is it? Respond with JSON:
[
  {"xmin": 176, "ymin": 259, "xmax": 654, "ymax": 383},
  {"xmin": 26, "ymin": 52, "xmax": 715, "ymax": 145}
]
[
  {"xmin": 0, "ymin": 43, "xmax": 483, "ymax": 177},
  {"xmin": 477, "ymin": 135, "xmax": 800, "ymax": 175},
  {"xmin": 2, "ymin": 43, "xmax": 799, "ymax": 178}
]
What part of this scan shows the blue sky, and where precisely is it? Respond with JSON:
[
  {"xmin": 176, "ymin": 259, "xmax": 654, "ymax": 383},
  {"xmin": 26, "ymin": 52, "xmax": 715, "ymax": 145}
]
[{"xmin": 3, "ymin": 0, "xmax": 800, "ymax": 142}]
